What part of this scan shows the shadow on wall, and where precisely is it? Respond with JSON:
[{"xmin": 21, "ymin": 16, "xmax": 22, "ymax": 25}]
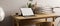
[{"xmin": 0, "ymin": 16, "xmax": 14, "ymax": 26}]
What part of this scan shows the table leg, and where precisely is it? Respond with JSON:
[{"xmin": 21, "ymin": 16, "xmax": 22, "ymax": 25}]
[
  {"xmin": 53, "ymin": 17, "xmax": 55, "ymax": 22},
  {"xmin": 16, "ymin": 20, "xmax": 19, "ymax": 26},
  {"xmin": 52, "ymin": 17, "xmax": 56, "ymax": 26},
  {"xmin": 45, "ymin": 18, "xmax": 47, "ymax": 22}
]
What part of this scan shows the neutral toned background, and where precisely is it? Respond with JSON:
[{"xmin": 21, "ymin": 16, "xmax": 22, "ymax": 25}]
[{"xmin": 0, "ymin": 0, "xmax": 60, "ymax": 26}]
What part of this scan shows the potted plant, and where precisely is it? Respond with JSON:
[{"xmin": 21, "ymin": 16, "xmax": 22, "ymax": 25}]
[{"xmin": 27, "ymin": 0, "xmax": 33, "ymax": 8}]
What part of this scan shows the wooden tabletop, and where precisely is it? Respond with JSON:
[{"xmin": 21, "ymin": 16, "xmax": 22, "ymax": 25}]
[{"xmin": 13, "ymin": 13, "xmax": 60, "ymax": 20}]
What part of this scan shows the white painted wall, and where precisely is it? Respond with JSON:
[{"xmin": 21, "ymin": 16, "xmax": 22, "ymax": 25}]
[
  {"xmin": 1, "ymin": 0, "xmax": 60, "ymax": 17},
  {"xmin": 0, "ymin": 0, "xmax": 28, "ymax": 17},
  {"xmin": 35, "ymin": 0, "xmax": 60, "ymax": 7}
]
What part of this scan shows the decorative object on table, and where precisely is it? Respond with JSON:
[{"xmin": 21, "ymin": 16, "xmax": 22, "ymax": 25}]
[
  {"xmin": 31, "ymin": 1, "xmax": 39, "ymax": 14},
  {"xmin": 28, "ymin": 3, "xmax": 32, "ymax": 8},
  {"xmin": 15, "ymin": 13, "xmax": 18, "ymax": 15},
  {"xmin": 40, "ymin": 7, "xmax": 54, "ymax": 14},
  {"xmin": 20, "ymin": 8, "xmax": 34, "ymax": 16},
  {"xmin": 27, "ymin": 0, "xmax": 40, "ymax": 14},
  {"xmin": 27, "ymin": 0, "xmax": 33, "ymax": 8},
  {"xmin": 29, "ymin": 0, "xmax": 33, "ymax": 1},
  {"xmin": 53, "ymin": 7, "xmax": 60, "ymax": 14}
]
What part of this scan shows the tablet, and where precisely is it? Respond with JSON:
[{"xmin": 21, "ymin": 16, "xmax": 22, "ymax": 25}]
[{"xmin": 20, "ymin": 8, "xmax": 34, "ymax": 16}]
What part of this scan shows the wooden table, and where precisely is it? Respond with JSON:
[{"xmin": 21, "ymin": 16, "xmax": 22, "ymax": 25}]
[{"xmin": 12, "ymin": 13, "xmax": 60, "ymax": 26}]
